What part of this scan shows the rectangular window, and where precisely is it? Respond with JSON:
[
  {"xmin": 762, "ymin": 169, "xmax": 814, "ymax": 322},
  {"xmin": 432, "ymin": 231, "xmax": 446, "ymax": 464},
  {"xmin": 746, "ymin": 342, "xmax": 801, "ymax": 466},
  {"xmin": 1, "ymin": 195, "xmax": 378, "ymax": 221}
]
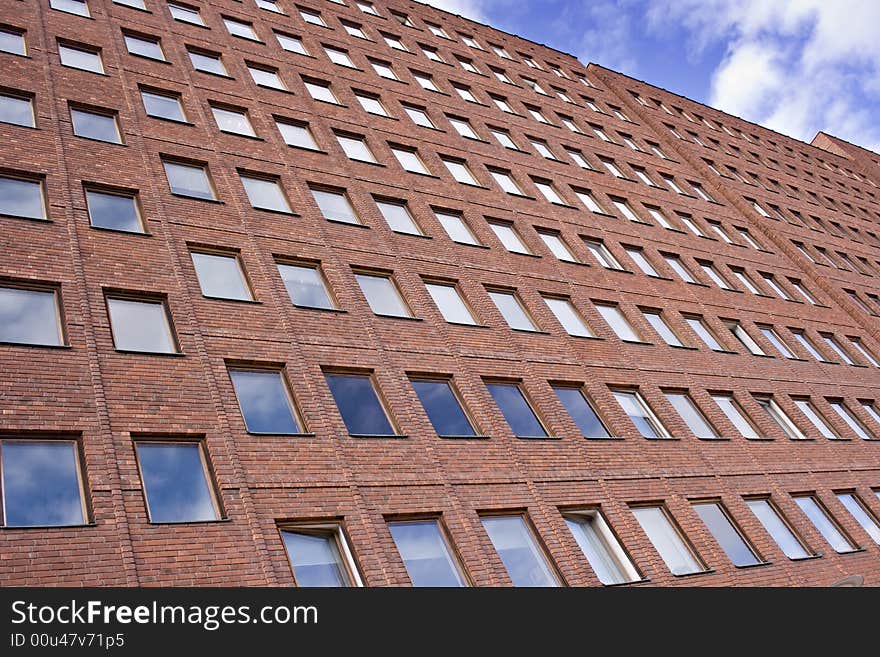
[
  {"xmin": 612, "ymin": 199, "xmax": 643, "ymax": 223},
  {"xmin": 600, "ymin": 158, "xmax": 624, "ymax": 178},
  {"xmin": 828, "ymin": 400, "xmax": 875, "ymax": 440},
  {"xmin": 411, "ymin": 379, "xmax": 476, "ymax": 437},
  {"xmin": 70, "ymin": 106, "xmax": 121, "ymax": 143},
  {"xmin": 564, "ymin": 510, "xmax": 639, "ymax": 584},
  {"xmin": 136, "ymin": 441, "xmax": 220, "ymax": 523},
  {"xmin": 325, "ymin": 372, "xmax": 396, "ymax": 436},
  {"xmin": 0, "ymin": 174, "xmax": 44, "ymax": 220},
  {"xmin": 325, "ymin": 46, "xmax": 355, "ymax": 68},
  {"xmin": 355, "ymin": 272, "xmax": 411, "ymax": 318},
  {"xmin": 746, "ymin": 499, "xmax": 812, "ymax": 559},
  {"xmin": 425, "ymin": 282, "xmax": 476, "ymax": 325},
  {"xmin": 276, "ymin": 119, "xmax": 319, "ymax": 150},
  {"xmin": 191, "ymin": 251, "xmax": 251, "ymax": 301},
  {"xmin": 759, "ymin": 326, "xmax": 796, "ymax": 359},
  {"xmin": 211, "ymin": 105, "xmax": 256, "ymax": 137},
  {"xmin": 575, "ymin": 190, "xmax": 605, "ymax": 214},
  {"xmin": 0, "ymin": 284, "xmax": 64, "ymax": 346},
  {"xmin": 711, "ymin": 393, "xmax": 761, "ymax": 439},
  {"xmin": 725, "ymin": 320, "xmax": 764, "ymax": 355},
  {"xmin": 684, "ymin": 316, "xmax": 724, "ymax": 351},
  {"xmin": 791, "ymin": 330, "xmax": 825, "ymax": 361},
  {"xmin": 448, "ymin": 116, "xmax": 479, "ymax": 140},
  {"xmin": 849, "ymin": 337, "xmax": 880, "ymax": 367},
  {"xmin": 240, "ymin": 174, "xmax": 292, "ymax": 213},
  {"xmin": 169, "ymin": 3, "xmax": 204, "ymax": 25},
  {"xmin": 435, "ymin": 210, "xmax": 479, "ymax": 246},
  {"xmin": 665, "ymin": 391, "xmax": 719, "ymax": 439},
  {"xmin": 761, "ymin": 274, "xmax": 790, "ymax": 300},
  {"xmin": 534, "ymin": 180, "xmax": 565, "ymax": 205},
  {"xmin": 0, "ymin": 91, "xmax": 34, "ymax": 127},
  {"xmin": 731, "ymin": 268, "xmax": 761, "ymax": 295},
  {"xmin": 566, "ymin": 149, "xmax": 592, "ymax": 169},
  {"xmin": 481, "ymin": 515, "xmax": 559, "ymax": 586},
  {"xmin": 375, "ymin": 199, "xmax": 420, "ymax": 235},
  {"xmin": 537, "ymin": 231, "xmax": 578, "ymax": 263},
  {"xmin": 790, "ymin": 279, "xmax": 817, "ymax": 305},
  {"xmin": 631, "ymin": 506, "xmax": 704, "ymax": 575},
  {"xmin": 106, "ymin": 296, "xmax": 176, "ymax": 353},
  {"xmin": 163, "ymin": 160, "xmax": 216, "ymax": 200},
  {"xmin": 303, "ymin": 80, "xmax": 339, "ymax": 104},
  {"xmin": 141, "ymin": 89, "xmax": 186, "ymax": 122},
  {"xmin": 613, "ymin": 390, "xmax": 669, "ymax": 439},
  {"xmin": 663, "ymin": 255, "xmax": 696, "ymax": 283},
  {"xmin": 553, "ymin": 386, "xmax": 610, "ymax": 438},
  {"xmin": 486, "ymin": 382, "xmax": 547, "ymax": 438},
  {"xmin": 389, "ymin": 520, "xmax": 467, "ymax": 587},
  {"xmin": 642, "ymin": 309, "xmax": 683, "ymax": 347},
  {"xmin": 793, "ymin": 496, "xmax": 857, "ymax": 553},
  {"xmin": 701, "ymin": 263, "xmax": 731, "ymax": 290},
  {"xmin": 530, "ymin": 139, "xmax": 556, "ymax": 160},
  {"xmin": 584, "ymin": 240, "xmax": 622, "ymax": 270},
  {"xmin": 489, "ymin": 222, "xmax": 530, "ymax": 254},
  {"xmin": 276, "ymin": 32, "xmax": 308, "ymax": 55},
  {"xmin": 692, "ymin": 501, "xmax": 761, "ymax": 567},
  {"xmin": 442, "ymin": 158, "xmax": 479, "ymax": 186},
  {"xmin": 626, "ymin": 248, "xmax": 659, "ymax": 277},
  {"xmin": 229, "ymin": 369, "xmax": 302, "ymax": 434},
  {"xmin": 281, "ymin": 525, "xmax": 361, "ymax": 587},
  {"xmin": 59, "ymin": 43, "xmax": 104, "ymax": 73},
  {"xmin": 489, "ymin": 170, "xmax": 525, "ymax": 195},
  {"xmin": 401, "ymin": 104, "xmax": 432, "ymax": 126},
  {"xmin": 543, "ymin": 297, "xmax": 594, "ymax": 337},
  {"xmin": 820, "ymin": 334, "xmax": 854, "ymax": 365},
  {"xmin": 310, "ymin": 187, "xmax": 361, "ymax": 224},
  {"xmin": 756, "ymin": 396, "xmax": 806, "ymax": 440},
  {"xmin": 51, "ymin": 0, "xmax": 90, "ymax": 17},
  {"xmin": 86, "ymin": 188, "xmax": 143, "ymax": 233},
  {"xmin": 257, "ymin": 0, "xmax": 283, "ymax": 12},
  {"xmin": 0, "ymin": 439, "xmax": 86, "ymax": 527},
  {"xmin": 299, "ymin": 8, "xmax": 326, "ymax": 26},
  {"xmin": 224, "ymin": 17, "xmax": 258, "ymax": 41},
  {"xmin": 835, "ymin": 493, "xmax": 880, "ymax": 545},
  {"xmin": 391, "ymin": 146, "xmax": 430, "ymax": 175},
  {"xmin": 336, "ymin": 133, "xmax": 377, "ymax": 163},
  {"xmin": 793, "ymin": 399, "xmax": 839, "ymax": 440},
  {"xmin": 488, "ymin": 289, "xmax": 537, "ymax": 332},
  {"xmin": 248, "ymin": 64, "xmax": 285, "ymax": 90},
  {"xmin": 596, "ymin": 304, "xmax": 641, "ymax": 342},
  {"xmin": 124, "ymin": 34, "xmax": 165, "ymax": 61},
  {"xmin": 277, "ymin": 261, "xmax": 336, "ymax": 310}
]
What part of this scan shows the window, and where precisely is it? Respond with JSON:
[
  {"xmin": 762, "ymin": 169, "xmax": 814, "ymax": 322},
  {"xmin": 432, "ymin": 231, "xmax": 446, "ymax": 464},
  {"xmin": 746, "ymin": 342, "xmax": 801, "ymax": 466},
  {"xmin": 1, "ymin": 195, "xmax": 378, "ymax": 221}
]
[
  {"xmin": 325, "ymin": 46, "xmax": 354, "ymax": 67},
  {"xmin": 355, "ymin": 272, "xmax": 411, "ymax": 318},
  {"xmin": 375, "ymin": 199, "xmax": 420, "ymax": 235},
  {"xmin": 575, "ymin": 190, "xmax": 605, "ymax": 214},
  {"xmin": 411, "ymin": 379, "xmax": 476, "ymax": 437},
  {"xmin": 481, "ymin": 515, "xmax": 558, "ymax": 586},
  {"xmin": 759, "ymin": 326, "xmax": 796, "ymax": 359},
  {"xmin": 461, "ymin": 35, "xmax": 482, "ymax": 49},
  {"xmin": 756, "ymin": 397, "xmax": 806, "ymax": 440},
  {"xmin": 593, "ymin": 126, "xmax": 613, "ymax": 142},
  {"xmin": 835, "ymin": 493, "xmax": 880, "ymax": 545},
  {"xmin": 665, "ymin": 391, "xmax": 719, "ymax": 439},
  {"xmin": 584, "ymin": 240, "xmax": 622, "ymax": 270},
  {"xmin": 488, "ymin": 289, "xmax": 537, "ymax": 332},
  {"xmin": 661, "ymin": 174, "xmax": 685, "ymax": 194},
  {"xmin": 311, "ymin": 187, "xmax": 359, "ymax": 223},
  {"xmin": 0, "ymin": 285, "xmax": 64, "ymax": 346},
  {"xmin": 684, "ymin": 316, "xmax": 724, "ymax": 351},
  {"xmin": 59, "ymin": 43, "xmax": 104, "ymax": 73},
  {"xmin": 789, "ymin": 280, "xmax": 817, "ymax": 305},
  {"xmin": 487, "ymin": 223, "xmax": 529, "ymax": 255},
  {"xmin": 50, "ymin": 0, "xmax": 90, "ymax": 17},
  {"xmin": 390, "ymin": 521, "xmax": 470, "ymax": 587},
  {"xmin": 0, "ymin": 439, "xmax": 85, "ymax": 527},
  {"xmin": 725, "ymin": 320, "xmax": 764, "ymax": 355},
  {"xmin": 342, "ymin": 22, "xmax": 368, "ymax": 39},
  {"xmin": 136, "ymin": 441, "xmax": 220, "ymax": 523},
  {"xmin": 761, "ymin": 274, "xmax": 790, "ymax": 300},
  {"xmin": 281, "ymin": 526, "xmax": 361, "ymax": 587},
  {"xmin": 276, "ymin": 32, "xmax": 308, "ymax": 55},
  {"xmin": 486, "ymin": 382, "xmax": 548, "ymax": 438},
  {"xmin": 679, "ymin": 214, "xmax": 706, "ymax": 238},
  {"xmin": 564, "ymin": 511, "xmax": 639, "ymax": 584},
  {"xmin": 596, "ymin": 304, "xmax": 641, "ymax": 342},
  {"xmin": 827, "ymin": 400, "xmax": 875, "ymax": 440},
  {"xmin": 412, "ymin": 72, "xmax": 439, "ymax": 89},
  {"xmin": 336, "ymin": 133, "xmax": 377, "ymax": 163},
  {"xmin": 454, "ymin": 85, "xmax": 478, "ymax": 103},
  {"xmin": 169, "ymin": 3, "xmax": 204, "ymax": 25},
  {"xmin": 421, "ymin": 45, "xmax": 443, "ymax": 62},
  {"xmin": 631, "ymin": 506, "xmax": 703, "ymax": 575},
  {"xmin": 730, "ymin": 268, "xmax": 761, "ymax": 295},
  {"xmin": 566, "ymin": 149, "xmax": 592, "ymax": 169},
  {"xmin": 746, "ymin": 498, "xmax": 811, "ymax": 559},
  {"xmin": 646, "ymin": 206, "xmax": 673, "ymax": 229},
  {"xmin": 613, "ymin": 390, "xmax": 669, "ymax": 439},
  {"xmin": 124, "ymin": 33, "xmax": 165, "ymax": 61},
  {"xmin": 256, "ymin": 0, "xmax": 283, "ymax": 12},
  {"xmin": 85, "ymin": 188, "xmax": 143, "ymax": 233},
  {"xmin": 692, "ymin": 502, "xmax": 761, "ymax": 567},
  {"xmin": 191, "ymin": 251, "xmax": 251, "ymax": 301},
  {"xmin": 538, "ymin": 231, "xmax": 578, "ymax": 263},
  {"xmin": 303, "ymin": 80, "xmax": 339, "ymax": 104},
  {"xmin": 401, "ymin": 104, "xmax": 433, "ymax": 126},
  {"xmin": 299, "ymin": 8, "xmax": 326, "ymax": 26},
  {"xmin": 626, "ymin": 248, "xmax": 659, "ymax": 277},
  {"xmin": 791, "ymin": 330, "xmax": 825, "ymax": 361},
  {"xmin": 534, "ymin": 180, "xmax": 565, "ymax": 205},
  {"xmin": 489, "ymin": 170, "xmax": 524, "ymax": 196},
  {"xmin": 642, "ymin": 309, "xmax": 683, "ymax": 347},
  {"xmin": 0, "ymin": 91, "xmax": 34, "ymax": 127},
  {"xmin": 325, "ymin": 373, "xmax": 396, "ymax": 436},
  {"xmin": 0, "ymin": 174, "xmax": 45, "ymax": 219},
  {"xmin": 240, "ymin": 174, "xmax": 292, "ymax": 213},
  {"xmin": 492, "ymin": 45, "xmax": 512, "ymax": 59},
  {"xmin": 631, "ymin": 167, "xmax": 657, "ymax": 187},
  {"xmin": 106, "ymin": 296, "xmax": 176, "ymax": 353},
  {"xmin": 544, "ymin": 297, "xmax": 594, "ymax": 337},
  {"xmin": 1, "ymin": 27, "xmax": 26, "ymax": 55},
  {"xmin": 435, "ymin": 209, "xmax": 479, "ymax": 246},
  {"xmin": 141, "ymin": 89, "xmax": 186, "ymax": 122},
  {"xmin": 228, "ymin": 368, "xmax": 302, "ymax": 434},
  {"xmin": 248, "ymin": 64, "xmax": 285, "ymax": 90},
  {"xmin": 391, "ymin": 146, "xmax": 430, "ymax": 175},
  {"xmin": 793, "ymin": 399, "xmax": 839, "ymax": 440},
  {"xmin": 350, "ymin": 92, "xmax": 391, "ymax": 116},
  {"xmin": 426, "ymin": 23, "xmax": 450, "ymax": 39},
  {"xmin": 70, "ymin": 106, "xmax": 121, "ymax": 144},
  {"xmin": 392, "ymin": 12, "xmax": 414, "ymax": 27},
  {"xmin": 224, "ymin": 17, "xmax": 258, "ymax": 41},
  {"xmin": 527, "ymin": 107, "xmax": 550, "ymax": 124},
  {"xmin": 278, "ymin": 261, "xmax": 335, "ymax": 310},
  {"xmin": 356, "ymin": 1, "xmax": 379, "ymax": 15},
  {"xmin": 491, "ymin": 95, "xmax": 515, "ymax": 113},
  {"xmin": 276, "ymin": 119, "xmax": 319, "ymax": 150},
  {"xmin": 711, "ymin": 394, "xmax": 760, "ymax": 439},
  {"xmin": 553, "ymin": 386, "xmax": 610, "ymax": 438},
  {"xmin": 211, "ymin": 105, "xmax": 256, "ymax": 137},
  {"xmin": 820, "ymin": 334, "xmax": 854, "ymax": 365},
  {"xmin": 849, "ymin": 337, "xmax": 879, "ymax": 367},
  {"xmin": 457, "ymin": 57, "xmax": 479, "ymax": 74},
  {"xmin": 691, "ymin": 182, "xmax": 714, "ymax": 202},
  {"xmin": 442, "ymin": 158, "xmax": 479, "ymax": 185},
  {"xmin": 188, "ymin": 49, "xmax": 227, "ymax": 76},
  {"xmin": 794, "ymin": 496, "xmax": 857, "ymax": 553},
  {"xmin": 738, "ymin": 228, "xmax": 761, "ymax": 249},
  {"xmin": 448, "ymin": 116, "xmax": 479, "ymax": 140},
  {"xmin": 425, "ymin": 282, "xmax": 476, "ymax": 325},
  {"xmin": 611, "ymin": 199, "xmax": 643, "ymax": 223},
  {"xmin": 600, "ymin": 158, "xmax": 624, "ymax": 179}
]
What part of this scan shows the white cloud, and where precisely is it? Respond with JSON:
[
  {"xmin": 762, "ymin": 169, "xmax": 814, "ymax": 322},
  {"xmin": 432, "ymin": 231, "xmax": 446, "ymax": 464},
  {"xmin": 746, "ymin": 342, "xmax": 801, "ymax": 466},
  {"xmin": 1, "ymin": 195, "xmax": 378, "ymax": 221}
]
[{"xmin": 646, "ymin": 0, "xmax": 880, "ymax": 151}]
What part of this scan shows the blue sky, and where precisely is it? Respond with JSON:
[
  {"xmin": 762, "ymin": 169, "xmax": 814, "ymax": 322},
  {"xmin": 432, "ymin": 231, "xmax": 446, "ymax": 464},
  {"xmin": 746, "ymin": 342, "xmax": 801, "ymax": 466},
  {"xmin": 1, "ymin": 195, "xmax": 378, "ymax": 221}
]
[{"xmin": 420, "ymin": 0, "xmax": 880, "ymax": 153}]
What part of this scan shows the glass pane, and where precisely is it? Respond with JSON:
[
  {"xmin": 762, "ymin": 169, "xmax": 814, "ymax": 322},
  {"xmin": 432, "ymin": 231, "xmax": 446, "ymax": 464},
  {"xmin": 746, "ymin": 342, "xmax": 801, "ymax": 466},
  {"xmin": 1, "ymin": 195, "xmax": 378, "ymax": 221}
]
[
  {"xmin": 0, "ymin": 94, "xmax": 34, "ymax": 126},
  {"xmin": 376, "ymin": 201, "xmax": 420, "ymax": 234},
  {"xmin": 412, "ymin": 380, "xmax": 475, "ymax": 437},
  {"xmin": 241, "ymin": 176, "xmax": 290, "ymax": 212},
  {"xmin": 125, "ymin": 36, "xmax": 164, "ymax": 60},
  {"xmin": 685, "ymin": 318, "xmax": 723, "ymax": 351},
  {"xmin": 746, "ymin": 499, "xmax": 810, "ymax": 559},
  {"xmin": 0, "ymin": 29, "xmax": 26, "ymax": 56},
  {"xmin": 191, "ymin": 252, "xmax": 251, "ymax": 300},
  {"xmin": 793, "ymin": 400, "xmax": 837, "ymax": 439},
  {"xmin": 481, "ymin": 516, "xmax": 558, "ymax": 586},
  {"xmin": 666, "ymin": 393, "xmax": 718, "ymax": 438},
  {"xmin": 142, "ymin": 91, "xmax": 185, "ymax": 121},
  {"xmin": 829, "ymin": 402, "xmax": 874, "ymax": 440},
  {"xmin": 554, "ymin": 387, "xmax": 610, "ymax": 438},
  {"xmin": 613, "ymin": 391, "xmax": 664, "ymax": 438},
  {"xmin": 189, "ymin": 51, "xmax": 226, "ymax": 75},
  {"xmin": 282, "ymin": 530, "xmax": 351, "ymax": 587},
  {"xmin": 164, "ymin": 161, "xmax": 214, "ymax": 200},
  {"xmin": 0, "ymin": 287, "xmax": 62, "ymax": 346},
  {"xmin": 229, "ymin": 370, "xmax": 301, "ymax": 434},
  {"xmin": 277, "ymin": 121, "xmax": 318, "ymax": 149},
  {"xmin": 277, "ymin": 263, "xmax": 334, "ymax": 309},
  {"xmin": 632, "ymin": 507, "xmax": 702, "ymax": 575},
  {"xmin": 212, "ymin": 107, "xmax": 255, "ymax": 136},
  {"xmin": 565, "ymin": 514, "xmax": 637, "ymax": 584},
  {"xmin": 60, "ymin": 45, "xmax": 103, "ymax": 73},
  {"xmin": 136, "ymin": 443, "xmax": 218, "ymax": 523},
  {"xmin": 0, "ymin": 176, "xmax": 44, "ymax": 219},
  {"xmin": 794, "ymin": 497, "xmax": 855, "ymax": 553},
  {"xmin": 836, "ymin": 493, "xmax": 880, "ymax": 544},
  {"xmin": 539, "ymin": 233, "xmax": 577, "ymax": 262},
  {"xmin": 489, "ymin": 291, "xmax": 536, "ymax": 331},
  {"xmin": 597, "ymin": 305, "xmax": 640, "ymax": 342},
  {"xmin": 486, "ymin": 383, "xmax": 546, "ymax": 437},
  {"xmin": 693, "ymin": 502, "xmax": 760, "ymax": 566},
  {"xmin": 544, "ymin": 298, "xmax": 593, "ymax": 337},
  {"xmin": 425, "ymin": 284, "xmax": 475, "ymax": 325},
  {"xmin": 325, "ymin": 374, "xmax": 394, "ymax": 435},
  {"xmin": 86, "ymin": 190, "xmax": 142, "ymax": 233},
  {"xmin": 71, "ymin": 109, "xmax": 120, "ymax": 142},
  {"xmin": 107, "ymin": 298, "xmax": 175, "ymax": 353},
  {"xmin": 643, "ymin": 312, "xmax": 682, "ymax": 346},
  {"xmin": 711, "ymin": 395, "xmax": 760, "ymax": 439},
  {"xmin": 355, "ymin": 274, "xmax": 410, "ymax": 317},
  {"xmin": 389, "ymin": 521, "xmax": 467, "ymax": 586},
  {"xmin": 1, "ymin": 441, "xmax": 83, "ymax": 526},
  {"xmin": 312, "ymin": 189, "xmax": 358, "ymax": 224},
  {"xmin": 436, "ymin": 212, "xmax": 478, "ymax": 245}
]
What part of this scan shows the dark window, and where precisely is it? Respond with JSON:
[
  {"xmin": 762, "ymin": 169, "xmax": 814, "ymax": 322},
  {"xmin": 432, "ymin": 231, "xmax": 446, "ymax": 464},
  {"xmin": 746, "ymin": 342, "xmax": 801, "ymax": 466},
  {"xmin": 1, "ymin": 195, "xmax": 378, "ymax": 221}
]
[
  {"xmin": 693, "ymin": 501, "xmax": 761, "ymax": 567},
  {"xmin": 136, "ymin": 442, "xmax": 219, "ymax": 523},
  {"xmin": 411, "ymin": 379, "xmax": 476, "ymax": 437},
  {"xmin": 85, "ymin": 189, "xmax": 143, "ymax": 233},
  {"xmin": 553, "ymin": 386, "xmax": 611, "ymax": 438},
  {"xmin": 0, "ymin": 285, "xmax": 63, "ymax": 346},
  {"xmin": 229, "ymin": 370, "xmax": 302, "ymax": 434},
  {"xmin": 486, "ymin": 383, "xmax": 547, "ymax": 437},
  {"xmin": 325, "ymin": 373, "xmax": 395, "ymax": 436}
]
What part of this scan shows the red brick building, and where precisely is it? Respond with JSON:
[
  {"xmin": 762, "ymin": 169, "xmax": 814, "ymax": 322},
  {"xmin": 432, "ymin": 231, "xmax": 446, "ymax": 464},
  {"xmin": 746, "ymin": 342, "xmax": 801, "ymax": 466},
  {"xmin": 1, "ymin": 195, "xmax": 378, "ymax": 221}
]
[{"xmin": 1, "ymin": 0, "xmax": 879, "ymax": 586}]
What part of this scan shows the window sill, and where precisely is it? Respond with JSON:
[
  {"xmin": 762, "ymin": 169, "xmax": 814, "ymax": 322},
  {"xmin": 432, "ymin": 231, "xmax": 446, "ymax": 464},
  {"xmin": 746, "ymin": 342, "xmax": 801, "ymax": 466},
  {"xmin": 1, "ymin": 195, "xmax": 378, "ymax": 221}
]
[
  {"xmin": 445, "ymin": 321, "xmax": 490, "ymax": 328},
  {"xmin": 245, "ymin": 431, "xmax": 316, "ymax": 437},
  {"xmin": 349, "ymin": 159, "xmax": 387, "ymax": 169},
  {"xmin": 71, "ymin": 135, "xmax": 126, "ymax": 147},
  {"xmin": 511, "ymin": 328, "xmax": 551, "ymax": 335},
  {"xmin": 291, "ymin": 304, "xmax": 346, "ymax": 313},
  {"xmin": 697, "ymin": 436, "xmax": 732, "ymax": 441},
  {"xmin": 622, "ymin": 339, "xmax": 653, "ymax": 346},
  {"xmin": 439, "ymin": 434, "xmax": 490, "ymax": 440},
  {"xmin": 200, "ymin": 295, "xmax": 261, "ymax": 304},
  {"xmin": 516, "ymin": 435, "xmax": 561, "ymax": 440},
  {"xmin": 746, "ymin": 436, "xmax": 775, "ymax": 441},
  {"xmin": 644, "ymin": 436, "xmax": 681, "ymax": 441},
  {"xmin": 169, "ymin": 193, "xmax": 223, "ymax": 204},
  {"xmin": 1, "ymin": 522, "xmax": 97, "ymax": 531},
  {"xmin": 127, "ymin": 53, "xmax": 171, "ymax": 66},
  {"xmin": 113, "ymin": 349, "xmax": 184, "ymax": 357},
  {"xmin": 789, "ymin": 554, "xmax": 822, "ymax": 562},
  {"xmin": 193, "ymin": 70, "xmax": 235, "ymax": 81},
  {"xmin": 604, "ymin": 576, "xmax": 651, "ymax": 586},
  {"xmin": 286, "ymin": 145, "xmax": 328, "ymax": 155},
  {"xmin": 671, "ymin": 568, "xmax": 715, "ymax": 579},
  {"xmin": 145, "ymin": 115, "xmax": 195, "ymax": 127},
  {"xmin": 90, "ymin": 224, "xmax": 151, "ymax": 237},
  {"xmin": 372, "ymin": 313, "xmax": 422, "ymax": 322},
  {"xmin": 348, "ymin": 433, "xmax": 408, "ymax": 439},
  {"xmin": 325, "ymin": 218, "xmax": 369, "ymax": 228},
  {"xmin": 670, "ymin": 344, "xmax": 699, "ymax": 351},
  {"xmin": 0, "ymin": 341, "xmax": 72, "ymax": 350},
  {"xmin": 392, "ymin": 230, "xmax": 431, "ymax": 239},
  {"xmin": 585, "ymin": 435, "xmax": 626, "ymax": 441},
  {"xmin": 252, "ymin": 206, "xmax": 300, "ymax": 217},
  {"xmin": 218, "ymin": 130, "xmax": 265, "ymax": 142},
  {"xmin": 147, "ymin": 517, "xmax": 231, "ymax": 526}
]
